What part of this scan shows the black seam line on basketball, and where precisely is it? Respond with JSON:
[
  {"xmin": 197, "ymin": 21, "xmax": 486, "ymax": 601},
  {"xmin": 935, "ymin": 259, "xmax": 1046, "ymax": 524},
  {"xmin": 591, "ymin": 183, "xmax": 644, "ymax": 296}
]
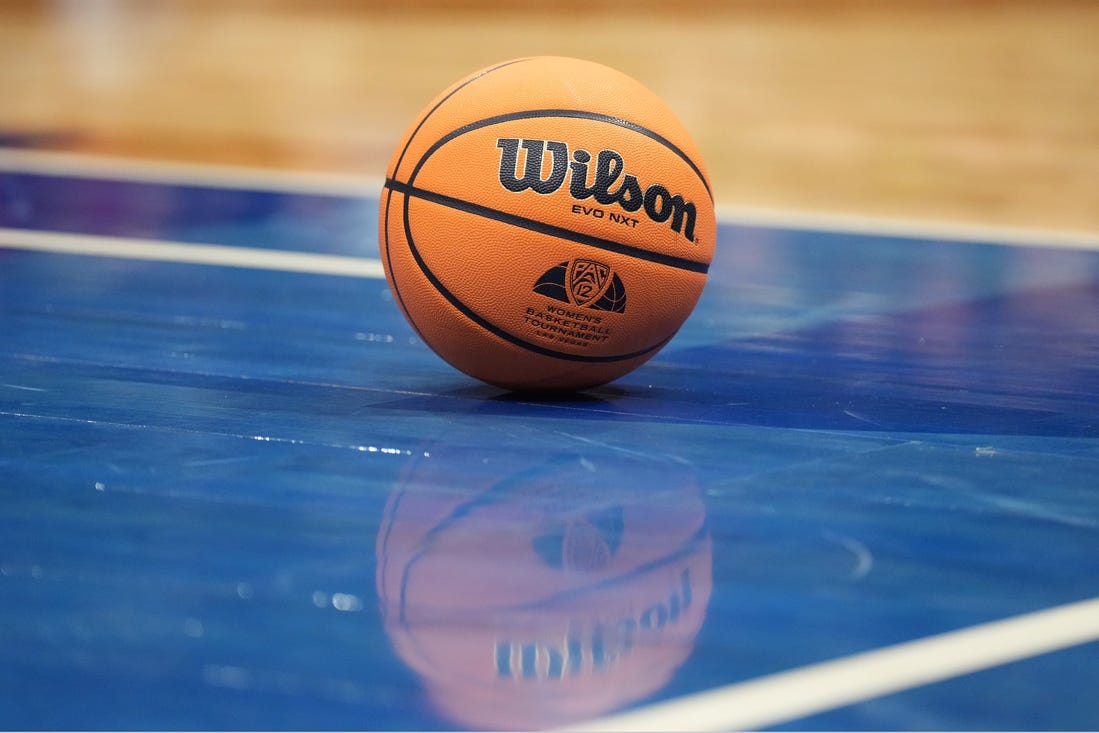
[
  {"xmin": 378, "ymin": 59, "xmax": 529, "ymax": 350},
  {"xmin": 389, "ymin": 58, "xmax": 534, "ymax": 180},
  {"xmin": 383, "ymin": 188, "xmax": 433, "ymax": 348},
  {"xmin": 385, "ymin": 178, "xmax": 710, "ymax": 275},
  {"xmin": 381, "ymin": 187, "xmax": 412, "ymax": 318},
  {"xmin": 409, "ymin": 108, "xmax": 712, "ymax": 202},
  {"xmin": 390, "ymin": 182, "xmax": 675, "ymax": 364}
]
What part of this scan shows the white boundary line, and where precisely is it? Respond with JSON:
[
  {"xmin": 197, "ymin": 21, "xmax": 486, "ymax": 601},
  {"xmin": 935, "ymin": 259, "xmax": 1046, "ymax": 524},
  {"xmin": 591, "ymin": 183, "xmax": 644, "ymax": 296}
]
[
  {"xmin": 563, "ymin": 595, "xmax": 1099, "ymax": 732},
  {"xmin": 0, "ymin": 227, "xmax": 385, "ymax": 278},
  {"xmin": 0, "ymin": 147, "xmax": 384, "ymax": 197},
  {"xmin": 2, "ymin": 147, "xmax": 1097, "ymax": 250},
  {"xmin": 716, "ymin": 203, "xmax": 1099, "ymax": 251}
]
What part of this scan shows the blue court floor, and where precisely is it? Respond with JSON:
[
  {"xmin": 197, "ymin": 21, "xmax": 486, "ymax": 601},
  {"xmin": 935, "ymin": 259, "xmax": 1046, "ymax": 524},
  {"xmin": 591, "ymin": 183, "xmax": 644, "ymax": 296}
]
[{"xmin": 1, "ymin": 152, "xmax": 1097, "ymax": 730}]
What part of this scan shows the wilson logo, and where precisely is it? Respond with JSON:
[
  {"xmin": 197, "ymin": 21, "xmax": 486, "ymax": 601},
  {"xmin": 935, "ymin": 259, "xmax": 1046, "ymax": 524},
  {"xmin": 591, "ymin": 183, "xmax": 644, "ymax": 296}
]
[{"xmin": 496, "ymin": 138, "xmax": 698, "ymax": 242}]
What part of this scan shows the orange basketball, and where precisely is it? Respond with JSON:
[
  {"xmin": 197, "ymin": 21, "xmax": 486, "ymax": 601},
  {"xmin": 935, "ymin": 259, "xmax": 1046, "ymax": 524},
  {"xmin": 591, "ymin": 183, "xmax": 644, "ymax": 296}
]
[{"xmin": 379, "ymin": 57, "xmax": 715, "ymax": 391}]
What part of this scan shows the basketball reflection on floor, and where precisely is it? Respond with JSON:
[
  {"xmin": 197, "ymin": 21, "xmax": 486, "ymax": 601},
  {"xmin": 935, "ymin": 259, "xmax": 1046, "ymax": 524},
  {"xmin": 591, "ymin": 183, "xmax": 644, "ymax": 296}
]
[{"xmin": 376, "ymin": 446, "xmax": 712, "ymax": 729}]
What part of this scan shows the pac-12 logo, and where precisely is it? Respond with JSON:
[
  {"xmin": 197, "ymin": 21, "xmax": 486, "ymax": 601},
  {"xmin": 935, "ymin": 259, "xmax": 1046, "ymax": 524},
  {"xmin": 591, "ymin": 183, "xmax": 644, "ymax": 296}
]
[{"xmin": 533, "ymin": 259, "xmax": 627, "ymax": 313}]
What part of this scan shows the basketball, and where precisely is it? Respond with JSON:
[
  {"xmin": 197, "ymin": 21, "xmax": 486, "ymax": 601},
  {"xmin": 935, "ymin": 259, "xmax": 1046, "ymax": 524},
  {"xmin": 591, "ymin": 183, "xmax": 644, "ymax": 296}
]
[{"xmin": 379, "ymin": 56, "xmax": 716, "ymax": 391}]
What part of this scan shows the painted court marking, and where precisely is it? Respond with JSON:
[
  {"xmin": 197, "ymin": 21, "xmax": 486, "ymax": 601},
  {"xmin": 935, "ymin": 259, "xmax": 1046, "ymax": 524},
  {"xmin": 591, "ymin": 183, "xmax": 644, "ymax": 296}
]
[
  {"xmin": 0, "ymin": 147, "xmax": 382, "ymax": 197},
  {"xmin": 564, "ymin": 595, "xmax": 1099, "ymax": 732},
  {"xmin": 3, "ymin": 147, "xmax": 1097, "ymax": 251},
  {"xmin": 0, "ymin": 227, "xmax": 384, "ymax": 278},
  {"xmin": 714, "ymin": 203, "xmax": 1099, "ymax": 250}
]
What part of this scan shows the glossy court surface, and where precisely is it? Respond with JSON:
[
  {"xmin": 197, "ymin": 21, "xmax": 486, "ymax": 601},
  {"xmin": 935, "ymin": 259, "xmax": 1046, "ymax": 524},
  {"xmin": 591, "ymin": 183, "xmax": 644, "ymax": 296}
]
[{"xmin": 1, "ymin": 153, "xmax": 1097, "ymax": 730}]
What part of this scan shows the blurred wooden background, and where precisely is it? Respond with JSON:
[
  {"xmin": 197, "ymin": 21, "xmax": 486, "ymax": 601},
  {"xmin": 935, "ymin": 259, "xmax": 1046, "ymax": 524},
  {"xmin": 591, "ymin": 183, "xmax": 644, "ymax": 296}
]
[{"xmin": 2, "ymin": 0, "xmax": 1097, "ymax": 231}]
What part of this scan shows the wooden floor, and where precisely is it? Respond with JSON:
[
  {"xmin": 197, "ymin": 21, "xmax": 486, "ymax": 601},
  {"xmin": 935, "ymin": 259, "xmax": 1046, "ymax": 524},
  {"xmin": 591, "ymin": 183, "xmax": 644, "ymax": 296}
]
[
  {"xmin": 2, "ymin": 0, "xmax": 1098, "ymax": 232},
  {"xmin": 3, "ymin": 132, "xmax": 1099, "ymax": 732}
]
